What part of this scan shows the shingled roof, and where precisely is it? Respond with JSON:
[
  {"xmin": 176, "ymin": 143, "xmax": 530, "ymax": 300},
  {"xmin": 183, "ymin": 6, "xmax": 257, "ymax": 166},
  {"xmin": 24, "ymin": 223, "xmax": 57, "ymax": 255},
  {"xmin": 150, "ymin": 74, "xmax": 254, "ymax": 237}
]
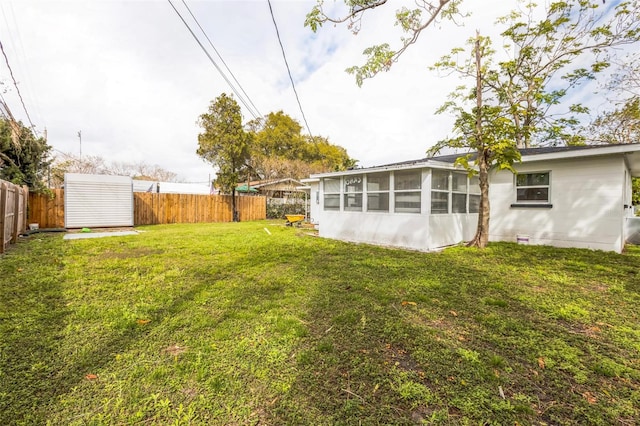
[{"xmin": 375, "ymin": 145, "xmax": 624, "ymax": 167}]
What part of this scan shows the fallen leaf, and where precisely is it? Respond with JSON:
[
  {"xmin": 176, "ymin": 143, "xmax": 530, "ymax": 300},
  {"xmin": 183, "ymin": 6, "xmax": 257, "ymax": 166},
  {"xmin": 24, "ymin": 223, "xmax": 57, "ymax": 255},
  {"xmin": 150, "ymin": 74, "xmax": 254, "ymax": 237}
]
[
  {"xmin": 449, "ymin": 310, "xmax": 458, "ymax": 317},
  {"xmin": 85, "ymin": 374, "xmax": 98, "ymax": 380},
  {"xmin": 537, "ymin": 357, "xmax": 545, "ymax": 369},
  {"xmin": 582, "ymin": 391, "xmax": 597, "ymax": 405},
  {"xmin": 401, "ymin": 301, "xmax": 417, "ymax": 306},
  {"xmin": 136, "ymin": 319, "xmax": 151, "ymax": 325}
]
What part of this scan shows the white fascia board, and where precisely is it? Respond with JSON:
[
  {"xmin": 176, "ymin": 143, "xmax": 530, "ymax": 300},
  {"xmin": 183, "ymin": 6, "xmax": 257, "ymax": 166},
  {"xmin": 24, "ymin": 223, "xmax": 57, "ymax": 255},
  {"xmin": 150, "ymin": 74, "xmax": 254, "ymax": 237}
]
[
  {"xmin": 309, "ymin": 159, "xmax": 468, "ymax": 179},
  {"xmin": 520, "ymin": 144, "xmax": 640, "ymax": 163}
]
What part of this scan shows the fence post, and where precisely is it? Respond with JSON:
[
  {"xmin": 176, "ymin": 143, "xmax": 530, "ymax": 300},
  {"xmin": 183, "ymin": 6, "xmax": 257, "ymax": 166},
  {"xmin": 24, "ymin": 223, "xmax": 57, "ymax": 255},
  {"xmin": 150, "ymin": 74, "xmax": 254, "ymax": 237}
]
[
  {"xmin": 0, "ymin": 182, "xmax": 7, "ymax": 254},
  {"xmin": 11, "ymin": 184, "xmax": 21, "ymax": 243},
  {"xmin": 23, "ymin": 185, "xmax": 29, "ymax": 234}
]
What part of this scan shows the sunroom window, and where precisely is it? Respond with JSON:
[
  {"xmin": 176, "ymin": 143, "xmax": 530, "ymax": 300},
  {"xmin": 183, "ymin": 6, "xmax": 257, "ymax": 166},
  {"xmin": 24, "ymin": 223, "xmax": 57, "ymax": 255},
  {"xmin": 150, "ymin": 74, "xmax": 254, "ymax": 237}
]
[
  {"xmin": 469, "ymin": 176, "xmax": 481, "ymax": 213},
  {"xmin": 323, "ymin": 177, "xmax": 340, "ymax": 211},
  {"xmin": 516, "ymin": 172, "xmax": 550, "ymax": 203},
  {"xmin": 367, "ymin": 172, "xmax": 389, "ymax": 212},
  {"xmin": 394, "ymin": 170, "xmax": 421, "ymax": 213},
  {"xmin": 344, "ymin": 175, "xmax": 363, "ymax": 211},
  {"xmin": 431, "ymin": 170, "xmax": 449, "ymax": 214},
  {"xmin": 451, "ymin": 172, "xmax": 468, "ymax": 213}
]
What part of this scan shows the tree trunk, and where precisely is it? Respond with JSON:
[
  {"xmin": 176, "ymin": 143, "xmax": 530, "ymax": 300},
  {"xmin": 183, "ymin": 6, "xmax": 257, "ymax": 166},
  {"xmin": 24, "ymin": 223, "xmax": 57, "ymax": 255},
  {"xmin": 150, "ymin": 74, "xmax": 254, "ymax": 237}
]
[
  {"xmin": 468, "ymin": 151, "xmax": 490, "ymax": 248},
  {"xmin": 232, "ymin": 187, "xmax": 239, "ymax": 222},
  {"xmin": 468, "ymin": 31, "xmax": 490, "ymax": 248}
]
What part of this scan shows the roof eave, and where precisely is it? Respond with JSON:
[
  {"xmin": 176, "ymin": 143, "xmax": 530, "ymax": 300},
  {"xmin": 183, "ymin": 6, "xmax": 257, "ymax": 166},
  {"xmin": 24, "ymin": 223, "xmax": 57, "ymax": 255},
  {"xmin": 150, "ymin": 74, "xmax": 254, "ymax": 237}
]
[{"xmin": 309, "ymin": 159, "xmax": 468, "ymax": 179}]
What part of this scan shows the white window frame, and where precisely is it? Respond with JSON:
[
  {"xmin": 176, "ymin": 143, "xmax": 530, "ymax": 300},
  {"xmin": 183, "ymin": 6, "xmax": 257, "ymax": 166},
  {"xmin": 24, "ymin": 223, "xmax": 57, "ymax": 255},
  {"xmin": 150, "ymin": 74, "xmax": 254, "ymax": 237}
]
[
  {"xmin": 515, "ymin": 171, "xmax": 551, "ymax": 204},
  {"xmin": 344, "ymin": 175, "xmax": 363, "ymax": 212},
  {"xmin": 323, "ymin": 177, "xmax": 341, "ymax": 211},
  {"xmin": 468, "ymin": 175, "xmax": 481, "ymax": 213},
  {"xmin": 366, "ymin": 172, "xmax": 390, "ymax": 212},
  {"xmin": 430, "ymin": 169, "xmax": 450, "ymax": 214},
  {"xmin": 451, "ymin": 172, "xmax": 468, "ymax": 214},
  {"xmin": 394, "ymin": 170, "xmax": 422, "ymax": 213}
]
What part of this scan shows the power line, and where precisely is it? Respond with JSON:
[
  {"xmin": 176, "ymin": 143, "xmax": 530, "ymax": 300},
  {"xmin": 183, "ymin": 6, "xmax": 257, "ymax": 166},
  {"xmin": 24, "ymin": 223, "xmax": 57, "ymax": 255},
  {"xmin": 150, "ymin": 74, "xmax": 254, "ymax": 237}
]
[
  {"xmin": 4, "ymin": 1, "xmax": 45, "ymax": 128},
  {"xmin": 267, "ymin": 0, "xmax": 313, "ymax": 137},
  {"xmin": 180, "ymin": 0, "xmax": 262, "ymax": 118},
  {"xmin": 166, "ymin": 0, "xmax": 261, "ymax": 120},
  {"xmin": 0, "ymin": 38, "xmax": 36, "ymax": 131}
]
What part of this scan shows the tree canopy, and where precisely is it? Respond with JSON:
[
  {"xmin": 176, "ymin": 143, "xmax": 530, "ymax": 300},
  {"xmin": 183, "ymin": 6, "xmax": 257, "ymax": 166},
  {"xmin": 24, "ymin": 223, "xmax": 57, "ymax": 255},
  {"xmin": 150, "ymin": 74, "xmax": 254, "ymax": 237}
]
[
  {"xmin": 248, "ymin": 111, "xmax": 356, "ymax": 181},
  {"xmin": 0, "ymin": 118, "xmax": 51, "ymax": 192},
  {"xmin": 197, "ymin": 93, "xmax": 252, "ymax": 221},
  {"xmin": 49, "ymin": 153, "xmax": 179, "ymax": 188}
]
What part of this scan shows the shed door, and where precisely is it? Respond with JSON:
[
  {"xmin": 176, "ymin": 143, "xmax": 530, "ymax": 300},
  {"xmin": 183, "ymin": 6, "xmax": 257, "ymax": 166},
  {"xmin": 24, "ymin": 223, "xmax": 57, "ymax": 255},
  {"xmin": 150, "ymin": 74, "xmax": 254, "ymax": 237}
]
[{"xmin": 64, "ymin": 173, "xmax": 134, "ymax": 228}]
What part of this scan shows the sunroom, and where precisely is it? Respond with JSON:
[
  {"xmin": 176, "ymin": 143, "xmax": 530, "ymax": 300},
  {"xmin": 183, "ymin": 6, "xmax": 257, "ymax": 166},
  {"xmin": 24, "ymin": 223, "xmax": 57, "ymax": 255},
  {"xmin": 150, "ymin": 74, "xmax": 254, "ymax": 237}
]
[{"xmin": 308, "ymin": 159, "xmax": 480, "ymax": 251}]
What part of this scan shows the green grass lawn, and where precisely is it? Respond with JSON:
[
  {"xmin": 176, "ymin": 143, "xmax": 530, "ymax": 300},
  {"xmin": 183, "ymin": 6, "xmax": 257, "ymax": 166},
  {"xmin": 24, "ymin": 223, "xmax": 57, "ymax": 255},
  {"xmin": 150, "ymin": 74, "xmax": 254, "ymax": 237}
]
[{"xmin": 1, "ymin": 221, "xmax": 639, "ymax": 425}]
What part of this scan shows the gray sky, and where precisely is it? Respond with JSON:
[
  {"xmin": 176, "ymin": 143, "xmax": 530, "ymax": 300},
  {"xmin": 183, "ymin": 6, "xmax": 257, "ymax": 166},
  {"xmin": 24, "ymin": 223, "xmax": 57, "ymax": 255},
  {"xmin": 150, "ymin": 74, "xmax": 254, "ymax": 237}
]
[{"xmin": 0, "ymin": 0, "xmax": 615, "ymax": 182}]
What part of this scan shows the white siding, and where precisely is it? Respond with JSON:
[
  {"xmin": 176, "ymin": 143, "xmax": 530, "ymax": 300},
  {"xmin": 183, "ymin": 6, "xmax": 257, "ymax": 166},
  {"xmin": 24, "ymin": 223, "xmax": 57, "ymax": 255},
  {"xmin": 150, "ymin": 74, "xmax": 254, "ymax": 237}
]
[
  {"xmin": 307, "ymin": 181, "xmax": 320, "ymax": 224},
  {"xmin": 489, "ymin": 156, "xmax": 626, "ymax": 252},
  {"xmin": 64, "ymin": 173, "xmax": 133, "ymax": 228}
]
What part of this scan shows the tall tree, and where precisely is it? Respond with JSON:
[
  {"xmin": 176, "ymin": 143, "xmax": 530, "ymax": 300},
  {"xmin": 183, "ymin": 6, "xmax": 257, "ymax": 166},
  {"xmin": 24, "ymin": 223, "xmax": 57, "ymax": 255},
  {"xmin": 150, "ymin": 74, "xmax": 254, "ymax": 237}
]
[
  {"xmin": 430, "ymin": 33, "xmax": 520, "ymax": 248},
  {"xmin": 197, "ymin": 94, "xmax": 252, "ymax": 222},
  {"xmin": 0, "ymin": 118, "xmax": 51, "ymax": 192}
]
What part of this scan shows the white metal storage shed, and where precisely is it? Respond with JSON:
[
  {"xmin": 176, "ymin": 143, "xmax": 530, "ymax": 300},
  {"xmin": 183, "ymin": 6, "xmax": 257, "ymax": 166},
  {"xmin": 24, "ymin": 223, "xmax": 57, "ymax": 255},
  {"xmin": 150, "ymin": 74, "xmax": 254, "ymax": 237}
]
[{"xmin": 64, "ymin": 173, "xmax": 134, "ymax": 228}]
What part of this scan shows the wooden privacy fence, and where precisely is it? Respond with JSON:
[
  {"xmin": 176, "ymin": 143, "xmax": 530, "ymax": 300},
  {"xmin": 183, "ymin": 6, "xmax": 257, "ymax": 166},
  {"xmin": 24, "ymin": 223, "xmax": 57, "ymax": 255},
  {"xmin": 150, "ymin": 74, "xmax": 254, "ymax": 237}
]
[
  {"xmin": 134, "ymin": 193, "xmax": 265, "ymax": 225},
  {"xmin": 28, "ymin": 189, "xmax": 65, "ymax": 228},
  {"xmin": 0, "ymin": 180, "xmax": 28, "ymax": 254},
  {"xmin": 28, "ymin": 190, "xmax": 266, "ymax": 227}
]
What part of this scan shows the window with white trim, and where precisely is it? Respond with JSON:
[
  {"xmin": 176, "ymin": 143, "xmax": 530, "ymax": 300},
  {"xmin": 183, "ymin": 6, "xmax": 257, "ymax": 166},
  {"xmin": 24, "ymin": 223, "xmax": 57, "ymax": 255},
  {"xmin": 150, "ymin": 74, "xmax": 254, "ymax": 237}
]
[
  {"xmin": 468, "ymin": 176, "xmax": 481, "ymax": 213},
  {"xmin": 516, "ymin": 172, "xmax": 550, "ymax": 203},
  {"xmin": 323, "ymin": 177, "xmax": 340, "ymax": 211},
  {"xmin": 394, "ymin": 170, "xmax": 421, "ymax": 213},
  {"xmin": 366, "ymin": 172, "xmax": 389, "ymax": 212},
  {"xmin": 344, "ymin": 175, "xmax": 363, "ymax": 211},
  {"xmin": 451, "ymin": 172, "xmax": 468, "ymax": 213},
  {"xmin": 430, "ymin": 170, "xmax": 449, "ymax": 214}
]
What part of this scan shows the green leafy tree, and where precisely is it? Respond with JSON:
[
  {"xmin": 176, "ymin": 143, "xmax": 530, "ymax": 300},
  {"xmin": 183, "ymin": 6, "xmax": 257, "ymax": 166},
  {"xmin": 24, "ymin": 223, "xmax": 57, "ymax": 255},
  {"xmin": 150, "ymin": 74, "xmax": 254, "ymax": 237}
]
[
  {"xmin": 0, "ymin": 118, "xmax": 51, "ymax": 192},
  {"xmin": 197, "ymin": 93, "xmax": 252, "ymax": 222},
  {"xmin": 248, "ymin": 111, "xmax": 356, "ymax": 180}
]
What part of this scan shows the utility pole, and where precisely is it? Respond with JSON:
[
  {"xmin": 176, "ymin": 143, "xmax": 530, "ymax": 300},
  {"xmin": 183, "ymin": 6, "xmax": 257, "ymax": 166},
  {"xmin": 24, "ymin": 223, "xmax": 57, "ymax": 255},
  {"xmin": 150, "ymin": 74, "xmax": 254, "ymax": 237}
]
[{"xmin": 77, "ymin": 130, "xmax": 82, "ymax": 159}]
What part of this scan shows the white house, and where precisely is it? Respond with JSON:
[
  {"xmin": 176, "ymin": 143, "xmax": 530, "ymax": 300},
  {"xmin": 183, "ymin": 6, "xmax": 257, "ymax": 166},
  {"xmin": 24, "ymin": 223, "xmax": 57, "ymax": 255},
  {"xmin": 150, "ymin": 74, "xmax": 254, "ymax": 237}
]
[{"xmin": 306, "ymin": 144, "xmax": 640, "ymax": 253}]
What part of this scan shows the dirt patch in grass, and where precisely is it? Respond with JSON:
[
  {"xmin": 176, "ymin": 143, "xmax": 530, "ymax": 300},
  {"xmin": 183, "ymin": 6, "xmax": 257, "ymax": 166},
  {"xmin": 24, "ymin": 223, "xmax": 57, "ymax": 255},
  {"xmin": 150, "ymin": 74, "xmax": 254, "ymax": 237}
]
[{"xmin": 100, "ymin": 247, "xmax": 165, "ymax": 259}]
